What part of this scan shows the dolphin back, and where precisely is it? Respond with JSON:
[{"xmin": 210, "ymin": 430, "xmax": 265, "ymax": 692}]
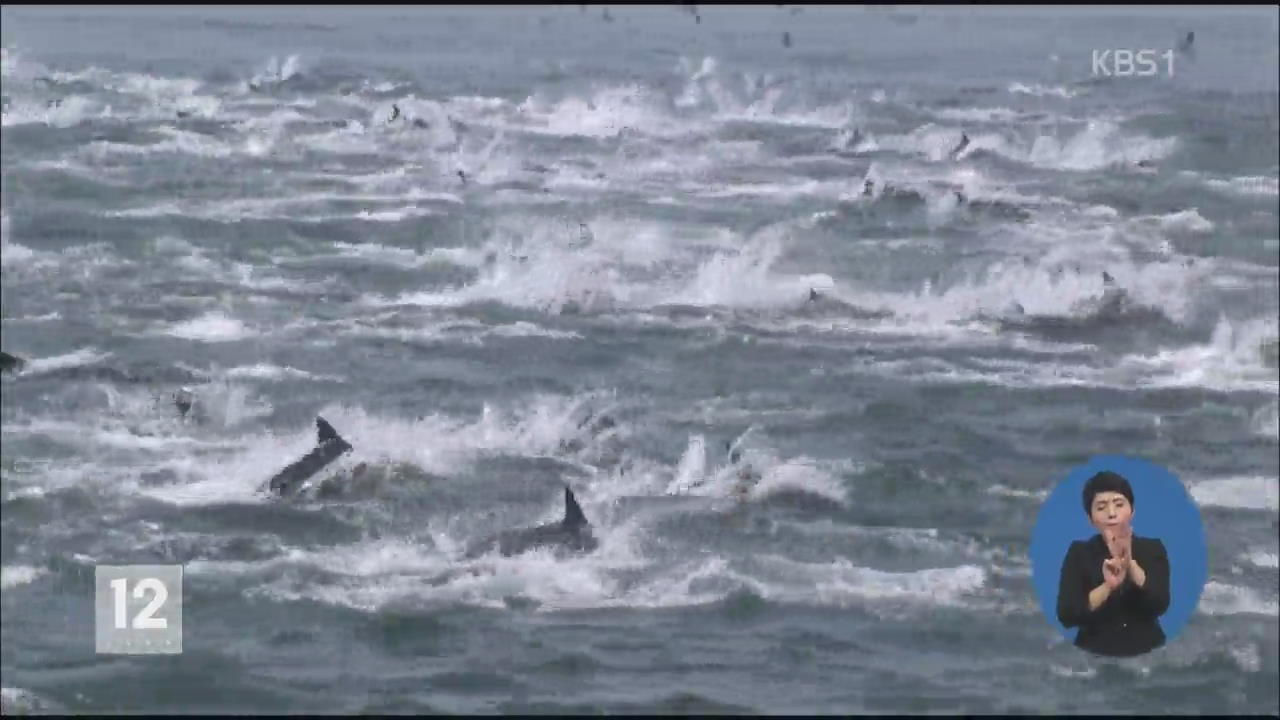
[
  {"xmin": 266, "ymin": 417, "xmax": 354, "ymax": 496},
  {"xmin": 316, "ymin": 416, "xmax": 350, "ymax": 449},
  {"xmin": 563, "ymin": 486, "xmax": 589, "ymax": 529},
  {"xmin": 1, "ymin": 351, "xmax": 26, "ymax": 374},
  {"xmin": 465, "ymin": 486, "xmax": 597, "ymax": 558}
]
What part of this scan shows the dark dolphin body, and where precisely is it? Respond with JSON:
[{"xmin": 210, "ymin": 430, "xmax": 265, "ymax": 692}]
[
  {"xmin": 988, "ymin": 273, "xmax": 1176, "ymax": 343},
  {"xmin": 466, "ymin": 487, "xmax": 598, "ymax": 558},
  {"xmin": 264, "ymin": 417, "xmax": 354, "ymax": 497},
  {"xmin": 797, "ymin": 290, "xmax": 893, "ymax": 321},
  {"xmin": 171, "ymin": 386, "xmax": 215, "ymax": 425},
  {"xmin": 1177, "ymin": 31, "xmax": 1196, "ymax": 59},
  {"xmin": 174, "ymin": 387, "xmax": 195, "ymax": 418},
  {"xmin": 1, "ymin": 351, "xmax": 26, "ymax": 374}
]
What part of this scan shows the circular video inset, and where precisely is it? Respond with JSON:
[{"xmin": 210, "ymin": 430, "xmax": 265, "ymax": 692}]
[{"xmin": 1029, "ymin": 455, "xmax": 1208, "ymax": 658}]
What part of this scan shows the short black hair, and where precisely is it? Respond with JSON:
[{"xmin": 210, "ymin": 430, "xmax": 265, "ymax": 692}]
[{"xmin": 1082, "ymin": 471, "xmax": 1134, "ymax": 515}]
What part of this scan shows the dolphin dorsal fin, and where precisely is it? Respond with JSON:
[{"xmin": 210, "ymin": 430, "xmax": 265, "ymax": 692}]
[
  {"xmin": 563, "ymin": 486, "xmax": 588, "ymax": 528},
  {"xmin": 316, "ymin": 417, "xmax": 343, "ymax": 444}
]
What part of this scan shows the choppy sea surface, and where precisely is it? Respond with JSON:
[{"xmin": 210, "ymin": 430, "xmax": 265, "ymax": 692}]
[{"xmin": 2, "ymin": 6, "xmax": 1277, "ymax": 714}]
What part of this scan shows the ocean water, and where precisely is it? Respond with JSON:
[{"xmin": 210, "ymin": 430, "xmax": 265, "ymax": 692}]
[{"xmin": 2, "ymin": 5, "xmax": 1277, "ymax": 714}]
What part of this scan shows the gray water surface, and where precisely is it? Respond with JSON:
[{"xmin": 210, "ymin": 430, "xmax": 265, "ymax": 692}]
[{"xmin": 2, "ymin": 6, "xmax": 1277, "ymax": 715}]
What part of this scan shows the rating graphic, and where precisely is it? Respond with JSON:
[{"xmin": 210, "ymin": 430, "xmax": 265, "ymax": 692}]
[{"xmin": 94, "ymin": 565, "xmax": 183, "ymax": 655}]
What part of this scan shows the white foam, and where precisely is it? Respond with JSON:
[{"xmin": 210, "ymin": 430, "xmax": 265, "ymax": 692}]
[
  {"xmin": 662, "ymin": 237, "xmax": 833, "ymax": 311},
  {"xmin": 666, "ymin": 434, "xmax": 709, "ymax": 495},
  {"xmin": 486, "ymin": 322, "xmax": 582, "ymax": 340},
  {"xmin": 1049, "ymin": 664, "xmax": 1098, "ymax": 679},
  {"xmin": 138, "ymin": 394, "xmax": 613, "ymax": 506},
  {"xmin": 671, "ymin": 57, "xmax": 850, "ymax": 130},
  {"xmin": 1, "ymin": 93, "xmax": 114, "ymax": 128},
  {"xmin": 1198, "ymin": 581, "xmax": 1279, "ymax": 617},
  {"xmin": 893, "ymin": 249, "xmax": 1204, "ymax": 328},
  {"xmin": 240, "ymin": 538, "xmax": 987, "ymax": 615},
  {"xmin": 1141, "ymin": 209, "xmax": 1214, "ymax": 235},
  {"xmin": 166, "ymin": 312, "xmax": 253, "ymax": 342},
  {"xmin": 224, "ymin": 364, "xmax": 327, "ymax": 381},
  {"xmin": 1228, "ymin": 643, "xmax": 1263, "ymax": 673},
  {"xmin": 755, "ymin": 555, "xmax": 988, "ymax": 609},
  {"xmin": 137, "ymin": 431, "xmax": 321, "ymax": 506},
  {"xmin": 1241, "ymin": 550, "xmax": 1279, "ymax": 569},
  {"xmin": 109, "ymin": 190, "xmax": 462, "ymax": 224},
  {"xmin": 8, "ymin": 311, "xmax": 61, "ymax": 323},
  {"xmin": 351, "ymin": 319, "xmax": 581, "ymax": 347},
  {"xmin": 329, "ymin": 242, "xmax": 441, "ymax": 269},
  {"xmin": 3, "ymin": 485, "xmax": 47, "ymax": 502},
  {"xmin": 664, "ymin": 438, "xmax": 847, "ymax": 507},
  {"xmin": 86, "ymin": 127, "xmax": 238, "ymax": 160},
  {"xmin": 0, "ymin": 687, "xmax": 61, "ymax": 714},
  {"xmin": 0, "ymin": 212, "xmax": 35, "ymax": 268},
  {"xmin": 986, "ymin": 484, "xmax": 1049, "ymax": 500},
  {"xmin": 1020, "ymin": 120, "xmax": 1175, "ymax": 171},
  {"xmin": 517, "ymin": 84, "xmax": 683, "ymax": 139},
  {"xmin": 179, "ymin": 382, "xmax": 276, "ymax": 429},
  {"xmin": 1188, "ymin": 476, "xmax": 1278, "ymax": 511},
  {"xmin": 934, "ymin": 106, "xmax": 1026, "ymax": 123},
  {"xmin": 0, "ymin": 565, "xmax": 47, "ymax": 589},
  {"xmin": 1204, "ymin": 175, "xmax": 1279, "ymax": 198},
  {"xmin": 23, "ymin": 348, "xmax": 112, "ymax": 375},
  {"xmin": 752, "ymin": 460, "xmax": 847, "ymax": 505},
  {"xmin": 843, "ymin": 341, "xmax": 1276, "ymax": 397},
  {"xmin": 247, "ymin": 54, "xmax": 304, "ymax": 90},
  {"xmin": 1008, "ymin": 82, "xmax": 1078, "ymax": 99},
  {"xmin": 1109, "ymin": 315, "xmax": 1279, "ymax": 394},
  {"xmin": 2, "ymin": 239, "xmax": 40, "ymax": 270}
]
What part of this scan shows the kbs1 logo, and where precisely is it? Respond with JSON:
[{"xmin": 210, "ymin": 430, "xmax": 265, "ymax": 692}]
[{"xmin": 1092, "ymin": 49, "xmax": 1176, "ymax": 78}]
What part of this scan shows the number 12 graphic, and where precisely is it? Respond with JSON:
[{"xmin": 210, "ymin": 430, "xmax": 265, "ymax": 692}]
[{"xmin": 109, "ymin": 577, "xmax": 169, "ymax": 630}]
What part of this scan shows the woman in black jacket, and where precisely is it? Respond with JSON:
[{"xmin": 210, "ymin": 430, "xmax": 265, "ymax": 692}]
[{"xmin": 1057, "ymin": 471, "xmax": 1171, "ymax": 657}]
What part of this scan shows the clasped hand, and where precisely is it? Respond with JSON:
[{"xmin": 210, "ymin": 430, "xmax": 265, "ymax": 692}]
[{"xmin": 1101, "ymin": 526, "xmax": 1133, "ymax": 590}]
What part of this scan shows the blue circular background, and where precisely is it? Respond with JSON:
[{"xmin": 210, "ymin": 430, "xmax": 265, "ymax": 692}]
[{"xmin": 1029, "ymin": 455, "xmax": 1208, "ymax": 646}]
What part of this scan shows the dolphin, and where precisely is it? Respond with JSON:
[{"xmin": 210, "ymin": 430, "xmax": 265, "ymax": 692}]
[
  {"xmin": 723, "ymin": 440, "xmax": 762, "ymax": 501},
  {"xmin": 989, "ymin": 272, "xmax": 1171, "ymax": 341},
  {"xmin": 466, "ymin": 486, "xmax": 599, "ymax": 558},
  {"xmin": 1, "ymin": 351, "xmax": 26, "ymax": 374},
  {"xmin": 949, "ymin": 131, "xmax": 970, "ymax": 159},
  {"xmin": 1070, "ymin": 271, "xmax": 1131, "ymax": 319},
  {"xmin": 264, "ymin": 417, "xmax": 354, "ymax": 497},
  {"xmin": 797, "ymin": 287, "xmax": 893, "ymax": 321},
  {"xmin": 1177, "ymin": 31, "xmax": 1195, "ymax": 58},
  {"xmin": 847, "ymin": 126, "xmax": 864, "ymax": 150},
  {"xmin": 174, "ymin": 387, "xmax": 195, "ymax": 418}
]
